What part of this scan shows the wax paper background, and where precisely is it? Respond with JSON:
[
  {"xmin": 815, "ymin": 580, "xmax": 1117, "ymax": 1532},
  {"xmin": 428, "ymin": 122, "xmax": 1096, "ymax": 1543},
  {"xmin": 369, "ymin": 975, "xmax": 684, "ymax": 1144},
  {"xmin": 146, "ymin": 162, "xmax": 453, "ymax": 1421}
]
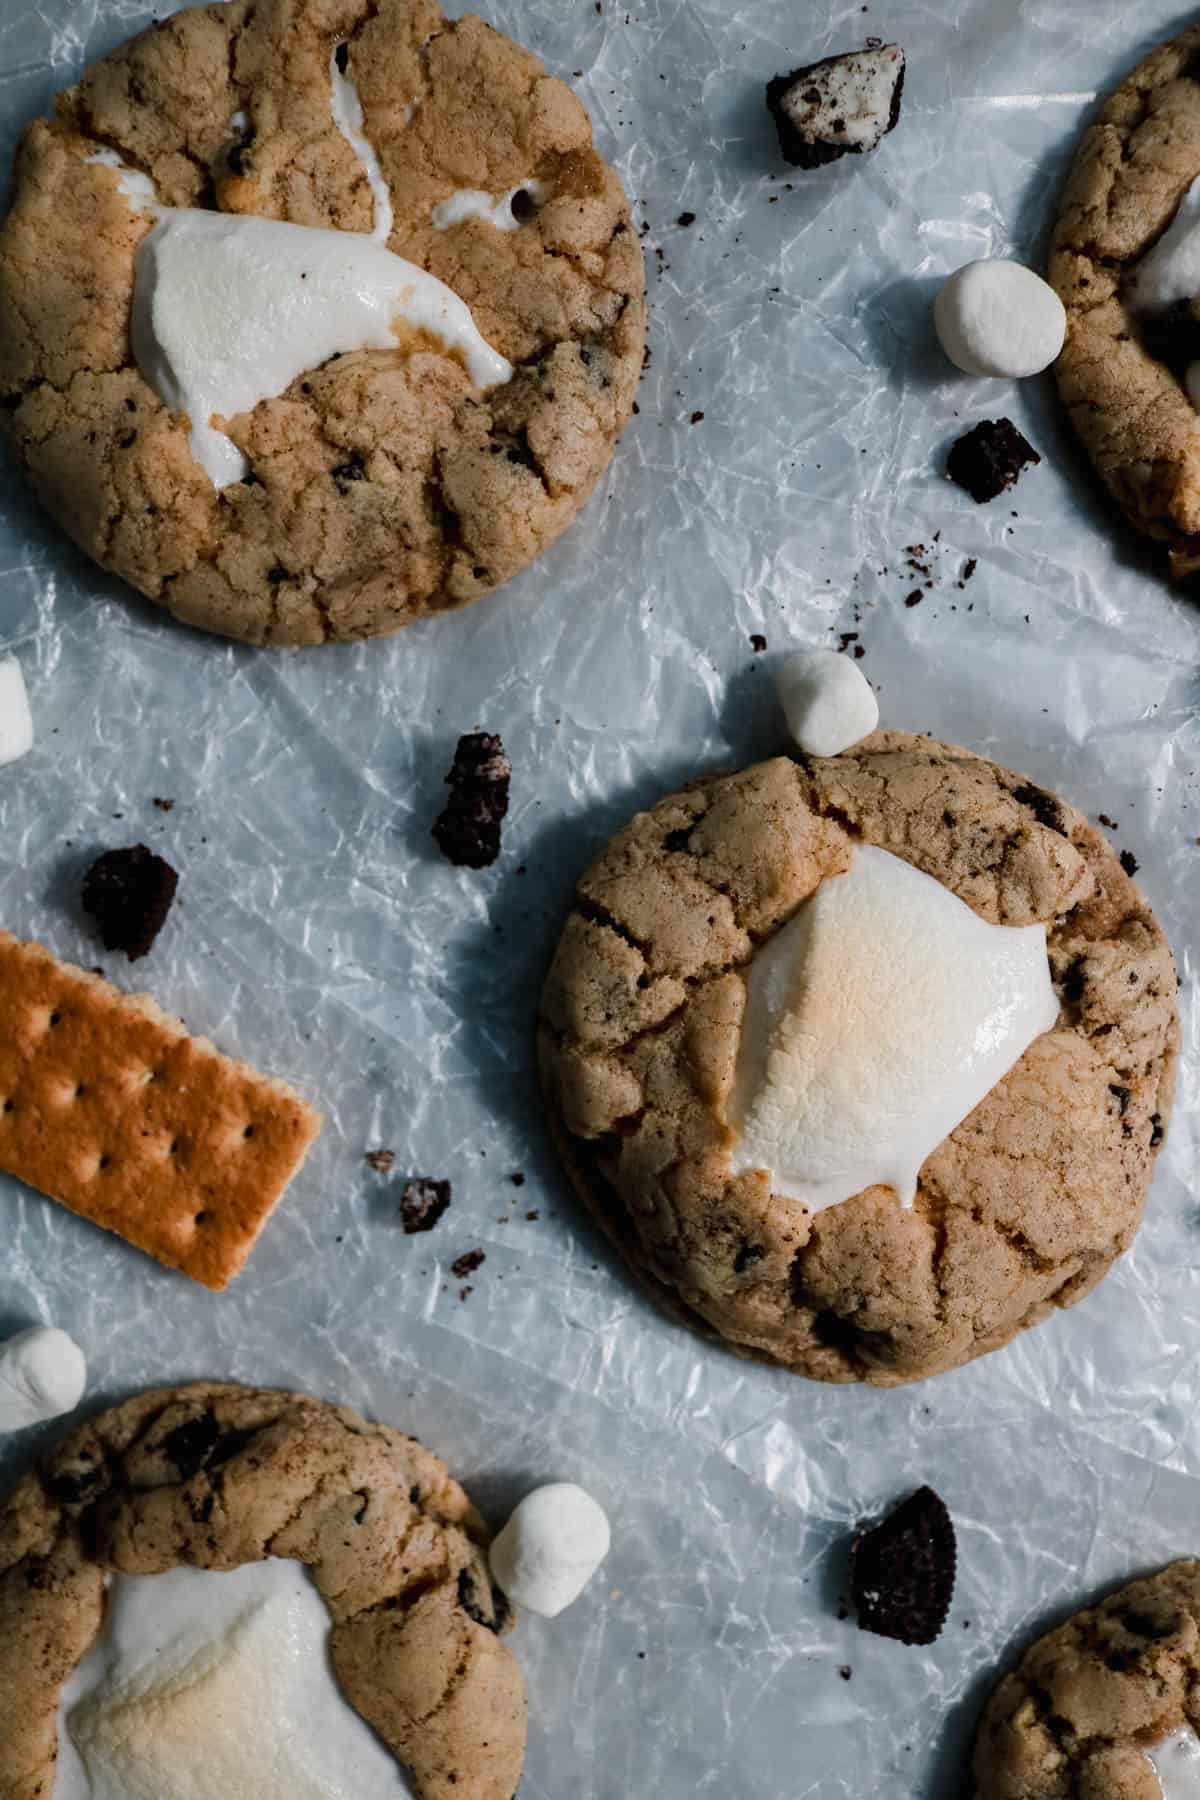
[{"xmin": 1, "ymin": 0, "xmax": 1199, "ymax": 1794}]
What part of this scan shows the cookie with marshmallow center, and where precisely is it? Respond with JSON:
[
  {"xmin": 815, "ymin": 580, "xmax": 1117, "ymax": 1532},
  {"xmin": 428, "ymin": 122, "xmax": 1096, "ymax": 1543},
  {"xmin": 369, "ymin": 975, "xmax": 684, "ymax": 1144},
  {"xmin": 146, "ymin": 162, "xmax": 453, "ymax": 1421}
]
[
  {"xmin": 538, "ymin": 732, "xmax": 1178, "ymax": 1386},
  {"xmin": 974, "ymin": 1562, "xmax": 1200, "ymax": 1799},
  {"xmin": 1049, "ymin": 20, "xmax": 1200, "ymax": 579},
  {"xmin": 0, "ymin": 0, "xmax": 645, "ymax": 646}
]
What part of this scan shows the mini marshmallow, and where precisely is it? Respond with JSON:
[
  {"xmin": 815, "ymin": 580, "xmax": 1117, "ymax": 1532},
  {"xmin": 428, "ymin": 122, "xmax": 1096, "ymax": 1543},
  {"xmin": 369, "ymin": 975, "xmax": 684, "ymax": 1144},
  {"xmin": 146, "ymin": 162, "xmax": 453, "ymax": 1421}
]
[
  {"xmin": 489, "ymin": 1483, "xmax": 610, "ymax": 1619},
  {"xmin": 777, "ymin": 648, "xmax": 879, "ymax": 758},
  {"xmin": 0, "ymin": 1326, "xmax": 87, "ymax": 1432},
  {"xmin": 934, "ymin": 260, "xmax": 1066, "ymax": 379},
  {"xmin": 0, "ymin": 655, "xmax": 33, "ymax": 766}
]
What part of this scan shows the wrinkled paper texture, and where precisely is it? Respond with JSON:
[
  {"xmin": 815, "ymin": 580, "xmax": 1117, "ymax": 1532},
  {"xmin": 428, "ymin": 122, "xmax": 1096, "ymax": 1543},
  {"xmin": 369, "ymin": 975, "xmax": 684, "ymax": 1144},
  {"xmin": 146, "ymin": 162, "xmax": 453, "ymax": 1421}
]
[{"xmin": 2, "ymin": 1, "xmax": 1199, "ymax": 1794}]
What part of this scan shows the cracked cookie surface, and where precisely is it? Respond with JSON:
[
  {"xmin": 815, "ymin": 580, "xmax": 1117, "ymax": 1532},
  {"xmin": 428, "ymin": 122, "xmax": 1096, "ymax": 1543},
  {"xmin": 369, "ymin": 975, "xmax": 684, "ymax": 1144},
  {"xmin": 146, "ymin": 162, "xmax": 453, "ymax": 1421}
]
[
  {"xmin": 538, "ymin": 732, "xmax": 1179, "ymax": 1386},
  {"xmin": 0, "ymin": 1382, "xmax": 526, "ymax": 1800},
  {"xmin": 974, "ymin": 1561, "xmax": 1200, "ymax": 1798},
  {"xmin": 1049, "ymin": 22, "xmax": 1200, "ymax": 578},
  {"xmin": 0, "ymin": 0, "xmax": 645, "ymax": 645}
]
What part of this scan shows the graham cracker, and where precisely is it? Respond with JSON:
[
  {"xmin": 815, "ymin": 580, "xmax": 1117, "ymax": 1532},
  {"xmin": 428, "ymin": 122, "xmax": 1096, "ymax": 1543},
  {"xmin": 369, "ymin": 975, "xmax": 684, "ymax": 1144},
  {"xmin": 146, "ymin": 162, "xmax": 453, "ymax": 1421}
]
[{"xmin": 0, "ymin": 931, "xmax": 321, "ymax": 1289}]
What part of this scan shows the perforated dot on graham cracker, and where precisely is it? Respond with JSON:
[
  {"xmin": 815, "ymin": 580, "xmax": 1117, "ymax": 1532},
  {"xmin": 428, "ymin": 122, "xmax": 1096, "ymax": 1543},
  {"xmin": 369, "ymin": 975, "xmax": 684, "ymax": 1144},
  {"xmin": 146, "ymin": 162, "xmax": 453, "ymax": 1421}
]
[{"xmin": 0, "ymin": 931, "xmax": 321, "ymax": 1288}]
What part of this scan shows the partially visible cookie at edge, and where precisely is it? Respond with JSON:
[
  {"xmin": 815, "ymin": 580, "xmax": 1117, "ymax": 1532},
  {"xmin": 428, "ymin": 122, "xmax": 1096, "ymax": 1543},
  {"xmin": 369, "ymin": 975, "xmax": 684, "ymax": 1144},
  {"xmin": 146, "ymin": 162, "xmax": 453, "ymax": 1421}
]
[
  {"xmin": 0, "ymin": 1382, "xmax": 526, "ymax": 1800},
  {"xmin": 537, "ymin": 732, "xmax": 1179, "ymax": 1387},
  {"xmin": 1049, "ymin": 22, "xmax": 1200, "ymax": 577},
  {"xmin": 0, "ymin": 0, "xmax": 646, "ymax": 646},
  {"xmin": 973, "ymin": 1561, "xmax": 1200, "ymax": 1798}
]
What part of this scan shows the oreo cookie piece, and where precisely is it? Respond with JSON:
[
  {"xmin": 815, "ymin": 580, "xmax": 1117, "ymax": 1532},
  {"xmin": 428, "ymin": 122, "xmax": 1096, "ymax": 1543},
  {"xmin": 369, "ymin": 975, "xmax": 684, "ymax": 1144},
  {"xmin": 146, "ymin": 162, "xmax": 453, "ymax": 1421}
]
[
  {"xmin": 399, "ymin": 1177, "xmax": 451, "ymax": 1235},
  {"xmin": 766, "ymin": 44, "xmax": 906, "ymax": 170},
  {"xmin": 432, "ymin": 732, "xmax": 511, "ymax": 869},
  {"xmin": 81, "ymin": 844, "xmax": 178, "ymax": 961},
  {"xmin": 849, "ymin": 1485, "xmax": 956, "ymax": 1645},
  {"xmin": 947, "ymin": 418, "xmax": 1041, "ymax": 504}
]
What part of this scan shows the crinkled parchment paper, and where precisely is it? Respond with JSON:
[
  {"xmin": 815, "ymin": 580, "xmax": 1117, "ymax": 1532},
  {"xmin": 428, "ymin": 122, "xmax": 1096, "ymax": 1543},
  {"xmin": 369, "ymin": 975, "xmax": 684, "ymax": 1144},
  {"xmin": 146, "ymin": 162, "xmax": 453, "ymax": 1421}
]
[{"xmin": 1, "ymin": 1, "xmax": 1199, "ymax": 1794}]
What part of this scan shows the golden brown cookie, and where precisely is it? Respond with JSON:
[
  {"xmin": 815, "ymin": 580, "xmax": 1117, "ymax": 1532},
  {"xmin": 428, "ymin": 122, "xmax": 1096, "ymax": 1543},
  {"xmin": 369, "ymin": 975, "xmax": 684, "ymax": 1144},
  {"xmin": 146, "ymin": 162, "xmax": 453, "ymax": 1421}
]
[
  {"xmin": 0, "ymin": 1382, "xmax": 526, "ymax": 1800},
  {"xmin": 974, "ymin": 1561, "xmax": 1200, "ymax": 1799},
  {"xmin": 538, "ymin": 733, "xmax": 1179, "ymax": 1386},
  {"xmin": 1049, "ymin": 23, "xmax": 1200, "ymax": 578},
  {"xmin": 0, "ymin": 0, "xmax": 645, "ymax": 645}
]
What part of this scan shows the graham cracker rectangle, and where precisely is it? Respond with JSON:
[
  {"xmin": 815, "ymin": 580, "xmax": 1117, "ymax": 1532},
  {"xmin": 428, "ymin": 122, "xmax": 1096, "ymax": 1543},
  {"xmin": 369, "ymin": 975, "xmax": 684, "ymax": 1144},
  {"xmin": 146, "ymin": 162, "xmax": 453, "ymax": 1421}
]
[{"xmin": 0, "ymin": 931, "xmax": 321, "ymax": 1289}]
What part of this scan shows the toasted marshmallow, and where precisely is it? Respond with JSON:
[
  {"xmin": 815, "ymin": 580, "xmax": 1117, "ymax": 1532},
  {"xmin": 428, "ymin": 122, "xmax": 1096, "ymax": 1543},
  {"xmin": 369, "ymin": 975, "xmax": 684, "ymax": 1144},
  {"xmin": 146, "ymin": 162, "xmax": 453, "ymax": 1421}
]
[{"xmin": 728, "ymin": 845, "xmax": 1059, "ymax": 1213}]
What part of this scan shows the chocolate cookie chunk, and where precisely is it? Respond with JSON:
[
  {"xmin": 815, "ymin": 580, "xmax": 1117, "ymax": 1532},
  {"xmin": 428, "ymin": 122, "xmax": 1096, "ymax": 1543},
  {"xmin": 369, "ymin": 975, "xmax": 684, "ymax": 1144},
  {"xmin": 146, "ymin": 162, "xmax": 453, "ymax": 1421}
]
[
  {"xmin": 766, "ymin": 44, "xmax": 905, "ymax": 169},
  {"xmin": 433, "ymin": 732, "xmax": 511, "ymax": 869},
  {"xmin": 947, "ymin": 419, "xmax": 1041, "ymax": 504},
  {"xmin": 81, "ymin": 843, "xmax": 178, "ymax": 960},
  {"xmin": 850, "ymin": 1486, "xmax": 956, "ymax": 1646}
]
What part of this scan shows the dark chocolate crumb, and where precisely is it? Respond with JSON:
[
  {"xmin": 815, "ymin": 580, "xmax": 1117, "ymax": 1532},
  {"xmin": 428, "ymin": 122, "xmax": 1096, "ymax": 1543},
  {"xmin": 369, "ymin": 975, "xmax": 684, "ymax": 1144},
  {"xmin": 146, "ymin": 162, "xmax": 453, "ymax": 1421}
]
[
  {"xmin": 151, "ymin": 797, "xmax": 175, "ymax": 812},
  {"xmin": 451, "ymin": 1249, "xmax": 486, "ymax": 1278},
  {"xmin": 399, "ymin": 1178, "xmax": 451, "ymax": 1235},
  {"xmin": 750, "ymin": 632, "xmax": 768, "ymax": 652},
  {"xmin": 1098, "ymin": 814, "xmax": 1118, "ymax": 831},
  {"xmin": 510, "ymin": 186, "xmax": 537, "ymax": 222},
  {"xmin": 690, "ymin": 410, "xmax": 705, "ymax": 424},
  {"xmin": 525, "ymin": 1210, "xmax": 540, "ymax": 1222},
  {"xmin": 904, "ymin": 590, "xmax": 922, "ymax": 608},
  {"xmin": 677, "ymin": 210, "xmax": 697, "ymax": 227},
  {"xmin": 510, "ymin": 1172, "xmax": 526, "ymax": 1187},
  {"xmin": 1119, "ymin": 849, "xmax": 1140, "ymax": 877},
  {"xmin": 961, "ymin": 557, "xmax": 977, "ymax": 583},
  {"xmin": 432, "ymin": 732, "xmax": 511, "ymax": 869},
  {"xmin": 850, "ymin": 1486, "xmax": 956, "ymax": 1646},
  {"xmin": 838, "ymin": 1665, "xmax": 852, "ymax": 1681},
  {"xmin": 82, "ymin": 845, "xmax": 178, "ymax": 961},
  {"xmin": 365, "ymin": 1149, "xmax": 396, "ymax": 1174},
  {"xmin": 947, "ymin": 419, "xmax": 1040, "ymax": 504},
  {"xmin": 1151, "ymin": 1114, "xmax": 1165, "ymax": 1148}
]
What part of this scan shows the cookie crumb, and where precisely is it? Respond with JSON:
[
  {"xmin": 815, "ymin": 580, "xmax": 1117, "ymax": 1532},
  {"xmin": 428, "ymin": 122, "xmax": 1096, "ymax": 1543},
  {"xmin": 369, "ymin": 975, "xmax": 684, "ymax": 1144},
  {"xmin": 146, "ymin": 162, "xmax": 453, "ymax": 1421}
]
[
  {"xmin": 766, "ymin": 44, "xmax": 905, "ymax": 168},
  {"xmin": 81, "ymin": 845, "xmax": 178, "ymax": 961},
  {"xmin": 451, "ymin": 1248, "xmax": 486, "ymax": 1278},
  {"xmin": 947, "ymin": 419, "xmax": 1040, "ymax": 504},
  {"xmin": 750, "ymin": 632, "xmax": 768, "ymax": 652},
  {"xmin": 365, "ymin": 1149, "xmax": 396, "ymax": 1174},
  {"xmin": 690, "ymin": 410, "xmax": 705, "ymax": 424},
  {"xmin": 510, "ymin": 1172, "xmax": 526, "ymax": 1187},
  {"xmin": 1119, "ymin": 848, "xmax": 1140, "ymax": 877},
  {"xmin": 151, "ymin": 797, "xmax": 175, "ymax": 813},
  {"xmin": 838, "ymin": 1665, "xmax": 852, "ymax": 1681},
  {"xmin": 849, "ymin": 1485, "xmax": 956, "ymax": 1646},
  {"xmin": 399, "ymin": 1178, "xmax": 452, "ymax": 1235},
  {"xmin": 432, "ymin": 732, "xmax": 511, "ymax": 869},
  {"xmin": 677, "ymin": 210, "xmax": 696, "ymax": 227},
  {"xmin": 904, "ymin": 590, "xmax": 922, "ymax": 608}
]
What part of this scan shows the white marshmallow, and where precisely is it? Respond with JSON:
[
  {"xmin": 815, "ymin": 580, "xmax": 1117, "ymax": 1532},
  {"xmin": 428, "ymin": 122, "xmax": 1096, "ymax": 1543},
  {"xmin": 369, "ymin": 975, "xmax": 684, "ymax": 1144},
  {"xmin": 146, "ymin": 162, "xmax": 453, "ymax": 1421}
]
[
  {"xmin": 432, "ymin": 183, "xmax": 545, "ymax": 233},
  {"xmin": 728, "ymin": 844, "xmax": 1059, "ymax": 1214},
  {"xmin": 329, "ymin": 50, "xmax": 394, "ymax": 244},
  {"xmin": 934, "ymin": 260, "xmax": 1066, "ymax": 379},
  {"xmin": 56, "ymin": 1562, "xmax": 411, "ymax": 1800},
  {"xmin": 777, "ymin": 648, "xmax": 878, "ymax": 758},
  {"xmin": 131, "ymin": 210, "xmax": 513, "ymax": 490},
  {"xmin": 0, "ymin": 655, "xmax": 33, "ymax": 766},
  {"xmin": 1146, "ymin": 1726, "xmax": 1200, "ymax": 1798},
  {"xmin": 1130, "ymin": 177, "xmax": 1200, "ymax": 314},
  {"xmin": 84, "ymin": 150, "xmax": 158, "ymax": 215},
  {"xmin": 0, "ymin": 1327, "xmax": 87, "ymax": 1432},
  {"xmin": 489, "ymin": 1483, "xmax": 610, "ymax": 1619}
]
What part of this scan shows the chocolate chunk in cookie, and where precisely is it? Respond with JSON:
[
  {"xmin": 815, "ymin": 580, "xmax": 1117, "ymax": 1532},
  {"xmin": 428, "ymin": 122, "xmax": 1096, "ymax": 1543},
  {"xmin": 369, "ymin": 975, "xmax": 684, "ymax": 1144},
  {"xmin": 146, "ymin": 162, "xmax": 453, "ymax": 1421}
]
[
  {"xmin": 947, "ymin": 418, "xmax": 1040, "ymax": 504},
  {"xmin": 81, "ymin": 844, "xmax": 178, "ymax": 960},
  {"xmin": 399, "ymin": 1177, "xmax": 451, "ymax": 1235},
  {"xmin": 766, "ymin": 44, "xmax": 905, "ymax": 169},
  {"xmin": 850, "ymin": 1485, "xmax": 956, "ymax": 1645},
  {"xmin": 432, "ymin": 733, "xmax": 511, "ymax": 869}
]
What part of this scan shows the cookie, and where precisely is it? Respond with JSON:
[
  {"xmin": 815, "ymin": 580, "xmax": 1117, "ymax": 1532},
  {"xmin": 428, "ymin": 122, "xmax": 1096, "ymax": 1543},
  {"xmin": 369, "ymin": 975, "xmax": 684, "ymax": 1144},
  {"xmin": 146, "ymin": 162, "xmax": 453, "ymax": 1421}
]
[
  {"xmin": 0, "ymin": 930, "xmax": 321, "ymax": 1289},
  {"xmin": 0, "ymin": 1382, "xmax": 526, "ymax": 1800},
  {"xmin": 0, "ymin": 0, "xmax": 645, "ymax": 646},
  {"xmin": 537, "ymin": 734, "xmax": 1179, "ymax": 1386},
  {"xmin": 1049, "ymin": 24, "xmax": 1200, "ymax": 577},
  {"xmin": 974, "ymin": 1561, "xmax": 1200, "ymax": 1798}
]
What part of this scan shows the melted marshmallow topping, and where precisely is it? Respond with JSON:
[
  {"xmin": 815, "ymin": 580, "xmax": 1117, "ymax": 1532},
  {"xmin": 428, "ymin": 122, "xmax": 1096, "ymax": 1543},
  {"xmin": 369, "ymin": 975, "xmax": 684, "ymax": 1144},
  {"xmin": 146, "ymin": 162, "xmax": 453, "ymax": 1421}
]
[{"xmin": 728, "ymin": 844, "xmax": 1059, "ymax": 1213}]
